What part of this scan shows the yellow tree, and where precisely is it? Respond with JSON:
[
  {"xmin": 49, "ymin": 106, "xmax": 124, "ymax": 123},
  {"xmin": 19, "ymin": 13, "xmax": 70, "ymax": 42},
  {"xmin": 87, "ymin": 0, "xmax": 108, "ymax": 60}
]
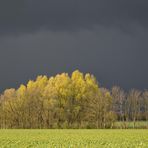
[{"xmin": 1, "ymin": 88, "xmax": 17, "ymax": 128}]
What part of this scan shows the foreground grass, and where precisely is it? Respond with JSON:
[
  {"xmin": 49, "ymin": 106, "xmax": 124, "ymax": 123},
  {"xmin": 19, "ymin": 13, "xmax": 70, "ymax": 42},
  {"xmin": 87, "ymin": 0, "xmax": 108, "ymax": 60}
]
[{"xmin": 0, "ymin": 129, "xmax": 147, "ymax": 148}]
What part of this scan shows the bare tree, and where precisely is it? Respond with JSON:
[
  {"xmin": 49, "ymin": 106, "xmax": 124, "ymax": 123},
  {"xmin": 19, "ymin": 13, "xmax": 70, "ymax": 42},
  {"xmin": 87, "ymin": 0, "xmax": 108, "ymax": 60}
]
[
  {"xmin": 143, "ymin": 90, "xmax": 148, "ymax": 127},
  {"xmin": 127, "ymin": 89, "xmax": 141, "ymax": 128},
  {"xmin": 111, "ymin": 86, "xmax": 126, "ymax": 122}
]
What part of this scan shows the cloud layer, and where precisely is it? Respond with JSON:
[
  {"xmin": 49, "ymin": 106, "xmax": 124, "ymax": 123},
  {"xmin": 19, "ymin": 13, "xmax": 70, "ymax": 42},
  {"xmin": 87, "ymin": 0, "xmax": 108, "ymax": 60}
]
[
  {"xmin": 0, "ymin": 0, "xmax": 148, "ymax": 34},
  {"xmin": 0, "ymin": 0, "xmax": 148, "ymax": 92}
]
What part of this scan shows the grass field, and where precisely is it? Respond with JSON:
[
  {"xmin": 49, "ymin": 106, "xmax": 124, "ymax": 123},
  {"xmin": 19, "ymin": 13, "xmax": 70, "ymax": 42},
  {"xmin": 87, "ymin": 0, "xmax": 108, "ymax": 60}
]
[
  {"xmin": 0, "ymin": 130, "xmax": 147, "ymax": 148},
  {"xmin": 114, "ymin": 121, "xmax": 148, "ymax": 129}
]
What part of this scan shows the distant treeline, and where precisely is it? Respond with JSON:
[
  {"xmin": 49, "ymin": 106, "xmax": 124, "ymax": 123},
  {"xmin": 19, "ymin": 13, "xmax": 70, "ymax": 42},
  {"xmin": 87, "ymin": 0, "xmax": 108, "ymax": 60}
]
[{"xmin": 0, "ymin": 70, "xmax": 147, "ymax": 129}]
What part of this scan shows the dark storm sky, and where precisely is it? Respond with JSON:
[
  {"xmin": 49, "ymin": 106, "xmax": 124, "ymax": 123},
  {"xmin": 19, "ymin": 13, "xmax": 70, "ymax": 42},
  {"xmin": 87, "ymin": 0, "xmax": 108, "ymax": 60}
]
[{"xmin": 0, "ymin": 0, "xmax": 148, "ymax": 92}]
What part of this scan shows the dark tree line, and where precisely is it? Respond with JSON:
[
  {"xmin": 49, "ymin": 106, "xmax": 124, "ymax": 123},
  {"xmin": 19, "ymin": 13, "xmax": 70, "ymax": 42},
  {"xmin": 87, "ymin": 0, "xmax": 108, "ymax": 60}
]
[
  {"xmin": 111, "ymin": 86, "xmax": 148, "ymax": 128},
  {"xmin": 0, "ymin": 70, "xmax": 147, "ymax": 129}
]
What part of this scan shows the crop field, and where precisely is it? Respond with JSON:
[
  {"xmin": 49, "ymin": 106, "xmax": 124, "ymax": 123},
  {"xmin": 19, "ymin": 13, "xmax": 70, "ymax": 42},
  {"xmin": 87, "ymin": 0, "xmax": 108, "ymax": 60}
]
[{"xmin": 0, "ymin": 130, "xmax": 147, "ymax": 148}]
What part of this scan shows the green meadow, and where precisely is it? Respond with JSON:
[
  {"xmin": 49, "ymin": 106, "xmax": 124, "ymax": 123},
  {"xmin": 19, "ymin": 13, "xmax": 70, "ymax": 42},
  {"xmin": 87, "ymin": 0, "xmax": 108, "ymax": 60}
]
[{"xmin": 0, "ymin": 129, "xmax": 147, "ymax": 148}]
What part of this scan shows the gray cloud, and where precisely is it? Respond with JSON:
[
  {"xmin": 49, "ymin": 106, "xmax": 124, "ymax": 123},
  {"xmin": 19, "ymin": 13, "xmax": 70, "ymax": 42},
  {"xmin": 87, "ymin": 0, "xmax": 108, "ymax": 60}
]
[
  {"xmin": 0, "ymin": 0, "xmax": 148, "ymax": 34},
  {"xmin": 0, "ymin": 27, "xmax": 148, "ymax": 91},
  {"xmin": 0, "ymin": 0, "xmax": 148, "ymax": 92}
]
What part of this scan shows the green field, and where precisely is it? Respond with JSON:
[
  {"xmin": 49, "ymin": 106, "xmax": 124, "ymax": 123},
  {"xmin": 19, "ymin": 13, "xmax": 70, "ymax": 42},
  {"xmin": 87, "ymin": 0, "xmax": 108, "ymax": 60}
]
[
  {"xmin": 0, "ymin": 130, "xmax": 147, "ymax": 148},
  {"xmin": 114, "ymin": 121, "xmax": 148, "ymax": 129}
]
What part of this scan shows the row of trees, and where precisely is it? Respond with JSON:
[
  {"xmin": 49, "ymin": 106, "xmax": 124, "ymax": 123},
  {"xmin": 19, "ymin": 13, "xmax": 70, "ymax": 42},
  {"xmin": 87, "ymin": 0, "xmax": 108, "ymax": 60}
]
[
  {"xmin": 0, "ymin": 70, "xmax": 147, "ymax": 129},
  {"xmin": 111, "ymin": 86, "xmax": 148, "ymax": 128},
  {"xmin": 0, "ymin": 70, "xmax": 115, "ymax": 129}
]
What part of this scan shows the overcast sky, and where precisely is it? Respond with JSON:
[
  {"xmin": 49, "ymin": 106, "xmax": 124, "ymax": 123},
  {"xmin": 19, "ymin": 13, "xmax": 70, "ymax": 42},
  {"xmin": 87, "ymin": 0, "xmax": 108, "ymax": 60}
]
[{"xmin": 0, "ymin": 0, "xmax": 148, "ymax": 92}]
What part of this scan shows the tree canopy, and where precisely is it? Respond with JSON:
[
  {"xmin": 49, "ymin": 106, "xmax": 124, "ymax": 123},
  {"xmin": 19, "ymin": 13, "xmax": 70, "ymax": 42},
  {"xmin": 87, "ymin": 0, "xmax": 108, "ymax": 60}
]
[
  {"xmin": 0, "ymin": 70, "xmax": 115, "ymax": 128},
  {"xmin": 0, "ymin": 70, "xmax": 147, "ymax": 129}
]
